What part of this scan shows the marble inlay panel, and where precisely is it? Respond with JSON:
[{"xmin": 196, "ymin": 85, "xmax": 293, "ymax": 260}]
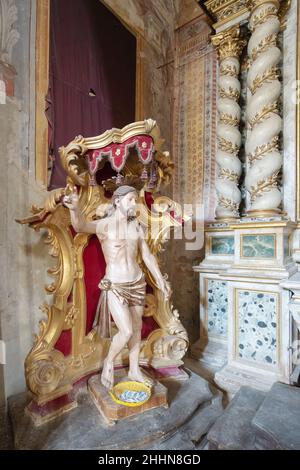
[
  {"xmin": 211, "ymin": 236, "xmax": 234, "ymax": 255},
  {"xmin": 207, "ymin": 279, "xmax": 228, "ymax": 336},
  {"xmin": 237, "ymin": 290, "xmax": 277, "ymax": 365},
  {"xmin": 283, "ymin": 235, "xmax": 290, "ymax": 259},
  {"xmin": 241, "ymin": 234, "xmax": 276, "ymax": 258}
]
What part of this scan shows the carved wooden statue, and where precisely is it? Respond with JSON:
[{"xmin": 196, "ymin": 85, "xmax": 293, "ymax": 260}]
[{"xmin": 17, "ymin": 119, "xmax": 188, "ymax": 424}]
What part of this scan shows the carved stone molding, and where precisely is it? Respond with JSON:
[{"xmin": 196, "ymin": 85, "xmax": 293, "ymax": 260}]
[
  {"xmin": 205, "ymin": 0, "xmax": 249, "ymax": 29},
  {"xmin": 205, "ymin": 0, "xmax": 291, "ymax": 31}
]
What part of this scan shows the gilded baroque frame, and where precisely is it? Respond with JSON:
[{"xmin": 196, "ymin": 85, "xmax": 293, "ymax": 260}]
[{"xmin": 18, "ymin": 119, "xmax": 189, "ymax": 405}]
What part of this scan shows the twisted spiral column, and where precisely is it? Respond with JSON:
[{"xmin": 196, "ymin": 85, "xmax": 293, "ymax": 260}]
[
  {"xmin": 212, "ymin": 26, "xmax": 246, "ymax": 220},
  {"xmin": 245, "ymin": 0, "xmax": 282, "ymax": 215}
]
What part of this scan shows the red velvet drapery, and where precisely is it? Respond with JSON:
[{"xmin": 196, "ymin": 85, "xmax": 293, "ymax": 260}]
[{"xmin": 47, "ymin": 0, "xmax": 136, "ymax": 190}]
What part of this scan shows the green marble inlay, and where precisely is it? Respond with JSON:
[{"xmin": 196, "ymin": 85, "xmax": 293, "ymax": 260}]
[
  {"xmin": 242, "ymin": 234, "xmax": 275, "ymax": 258},
  {"xmin": 211, "ymin": 236, "xmax": 234, "ymax": 255}
]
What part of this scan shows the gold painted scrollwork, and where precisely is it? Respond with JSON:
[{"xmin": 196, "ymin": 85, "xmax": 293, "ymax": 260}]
[
  {"xmin": 17, "ymin": 119, "xmax": 188, "ymax": 405},
  {"xmin": 25, "ymin": 350, "xmax": 66, "ymax": 396},
  {"xmin": 59, "ymin": 136, "xmax": 89, "ymax": 187},
  {"xmin": 144, "ymin": 294, "xmax": 157, "ymax": 317}
]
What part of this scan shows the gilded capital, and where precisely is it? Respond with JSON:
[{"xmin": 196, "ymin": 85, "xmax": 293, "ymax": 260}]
[
  {"xmin": 211, "ymin": 26, "xmax": 246, "ymax": 61},
  {"xmin": 246, "ymin": 0, "xmax": 279, "ymax": 12},
  {"xmin": 205, "ymin": 0, "xmax": 248, "ymax": 25}
]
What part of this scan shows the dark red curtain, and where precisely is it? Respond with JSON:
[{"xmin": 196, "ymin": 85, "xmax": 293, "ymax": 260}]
[{"xmin": 48, "ymin": 0, "xmax": 136, "ymax": 189}]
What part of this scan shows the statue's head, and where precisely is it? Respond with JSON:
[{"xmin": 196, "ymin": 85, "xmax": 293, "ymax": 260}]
[
  {"xmin": 112, "ymin": 185, "xmax": 138, "ymax": 220},
  {"xmin": 96, "ymin": 185, "xmax": 138, "ymax": 221}
]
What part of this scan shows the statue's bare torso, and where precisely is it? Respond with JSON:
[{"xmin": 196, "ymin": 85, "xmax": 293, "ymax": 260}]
[{"xmin": 96, "ymin": 216, "xmax": 142, "ymax": 283}]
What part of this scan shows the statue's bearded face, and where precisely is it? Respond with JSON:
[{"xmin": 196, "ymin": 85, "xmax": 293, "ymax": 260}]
[{"xmin": 116, "ymin": 190, "xmax": 138, "ymax": 219}]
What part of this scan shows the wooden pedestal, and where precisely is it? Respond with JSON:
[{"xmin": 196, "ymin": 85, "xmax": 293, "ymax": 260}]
[{"xmin": 88, "ymin": 369, "xmax": 168, "ymax": 425}]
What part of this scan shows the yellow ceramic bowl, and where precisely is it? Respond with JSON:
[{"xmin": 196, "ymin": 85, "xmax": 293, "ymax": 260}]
[{"xmin": 109, "ymin": 381, "xmax": 151, "ymax": 407}]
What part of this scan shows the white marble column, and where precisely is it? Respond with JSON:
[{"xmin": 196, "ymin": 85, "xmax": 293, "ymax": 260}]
[
  {"xmin": 212, "ymin": 26, "xmax": 246, "ymax": 220},
  {"xmin": 245, "ymin": 0, "xmax": 282, "ymax": 215}
]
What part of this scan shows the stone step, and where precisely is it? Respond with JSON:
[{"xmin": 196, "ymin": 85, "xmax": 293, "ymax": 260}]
[
  {"xmin": 8, "ymin": 369, "xmax": 219, "ymax": 450},
  {"xmin": 252, "ymin": 382, "xmax": 300, "ymax": 450},
  {"xmin": 207, "ymin": 386, "xmax": 266, "ymax": 450},
  {"xmin": 143, "ymin": 393, "xmax": 224, "ymax": 450}
]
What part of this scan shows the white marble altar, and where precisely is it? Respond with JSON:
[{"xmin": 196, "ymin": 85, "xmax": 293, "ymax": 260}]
[{"xmin": 195, "ymin": 0, "xmax": 300, "ymax": 397}]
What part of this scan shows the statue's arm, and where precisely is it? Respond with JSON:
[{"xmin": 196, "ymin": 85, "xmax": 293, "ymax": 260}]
[
  {"xmin": 69, "ymin": 207, "xmax": 97, "ymax": 234},
  {"xmin": 63, "ymin": 187, "xmax": 97, "ymax": 234},
  {"xmin": 138, "ymin": 225, "xmax": 171, "ymax": 299}
]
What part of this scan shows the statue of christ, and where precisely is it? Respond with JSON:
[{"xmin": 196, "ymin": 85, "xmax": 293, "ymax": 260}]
[{"xmin": 64, "ymin": 185, "xmax": 170, "ymax": 389}]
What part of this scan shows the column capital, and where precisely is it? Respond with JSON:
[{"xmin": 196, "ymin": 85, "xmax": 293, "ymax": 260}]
[
  {"xmin": 211, "ymin": 25, "xmax": 246, "ymax": 61},
  {"xmin": 205, "ymin": 0, "xmax": 249, "ymax": 30},
  {"xmin": 246, "ymin": 0, "xmax": 279, "ymax": 12}
]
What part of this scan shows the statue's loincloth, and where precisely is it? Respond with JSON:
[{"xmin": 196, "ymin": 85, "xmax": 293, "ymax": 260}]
[{"xmin": 93, "ymin": 273, "xmax": 146, "ymax": 338}]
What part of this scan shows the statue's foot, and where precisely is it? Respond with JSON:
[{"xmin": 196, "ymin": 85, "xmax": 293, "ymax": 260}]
[
  {"xmin": 128, "ymin": 368, "xmax": 154, "ymax": 389},
  {"xmin": 101, "ymin": 359, "xmax": 114, "ymax": 390}
]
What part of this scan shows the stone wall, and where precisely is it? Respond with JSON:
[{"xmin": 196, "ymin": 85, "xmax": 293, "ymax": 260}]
[
  {"xmin": 169, "ymin": 15, "xmax": 217, "ymax": 344},
  {"xmin": 102, "ymin": 0, "xmax": 179, "ymax": 151},
  {"xmin": 0, "ymin": 0, "xmax": 50, "ymax": 404}
]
